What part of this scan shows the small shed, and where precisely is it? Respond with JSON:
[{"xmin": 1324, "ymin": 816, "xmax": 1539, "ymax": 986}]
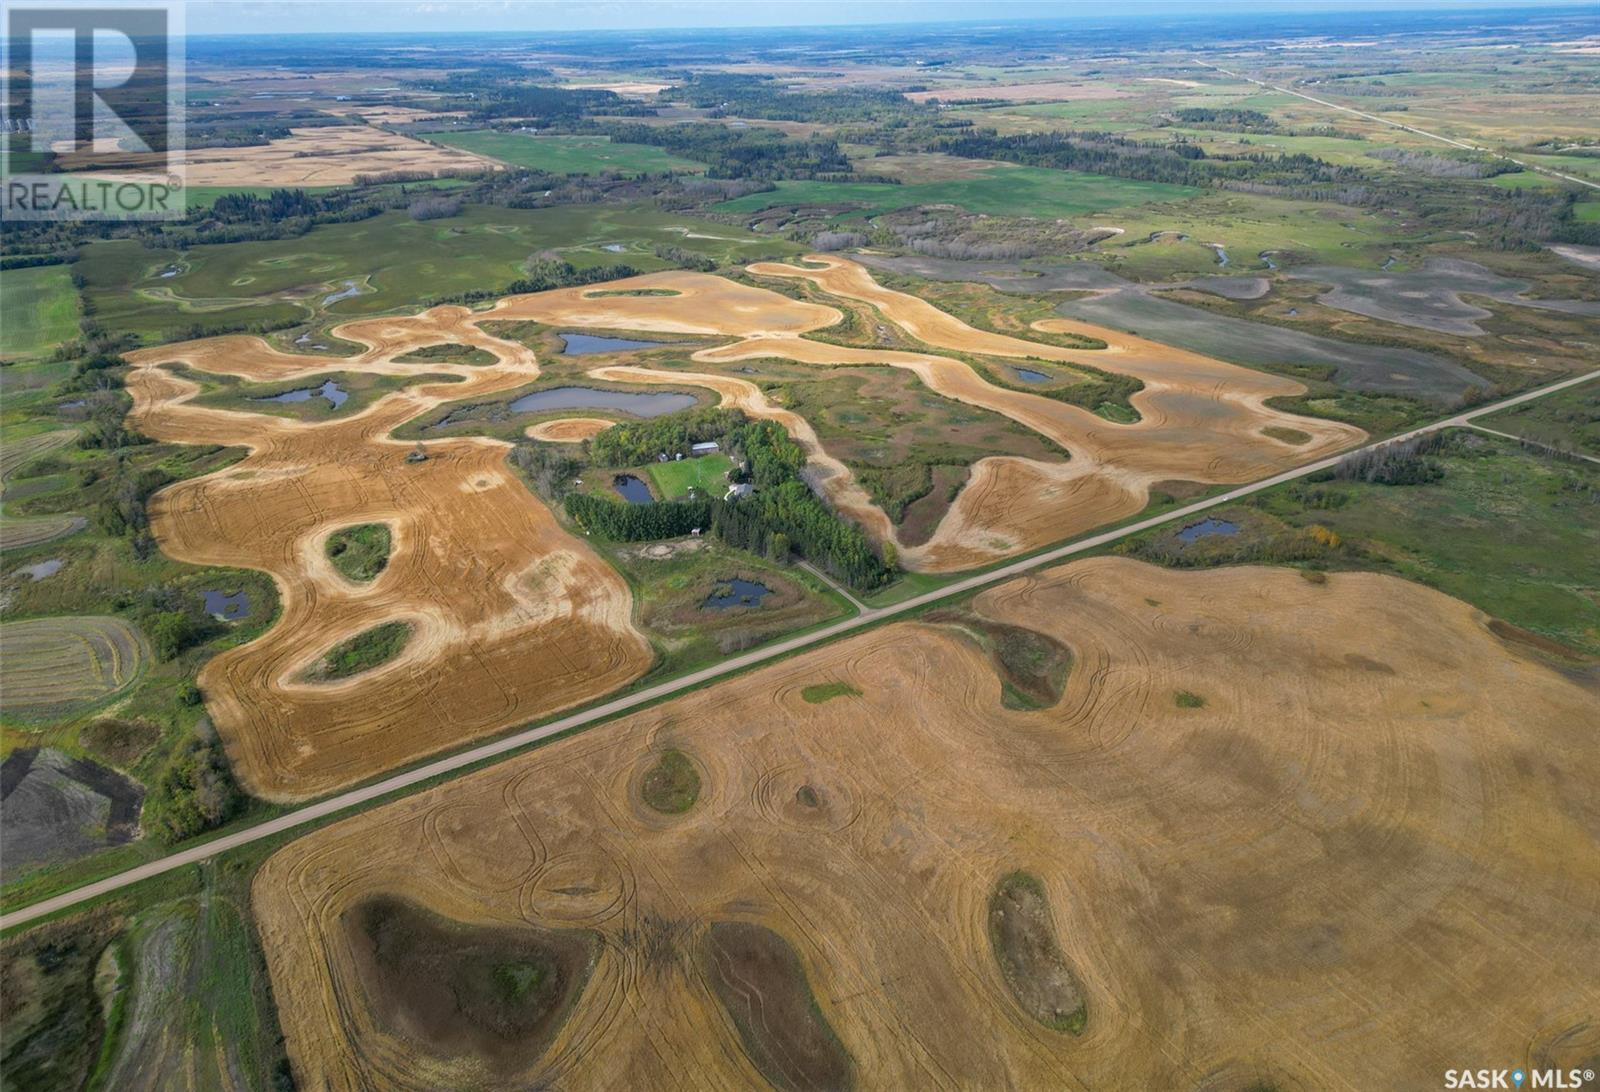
[{"xmin": 690, "ymin": 441, "xmax": 720, "ymax": 456}]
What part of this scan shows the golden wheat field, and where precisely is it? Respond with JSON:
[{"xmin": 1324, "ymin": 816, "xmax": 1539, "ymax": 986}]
[
  {"xmin": 253, "ymin": 558, "xmax": 1600, "ymax": 1090},
  {"xmin": 123, "ymin": 307, "xmax": 651, "ymax": 802}
]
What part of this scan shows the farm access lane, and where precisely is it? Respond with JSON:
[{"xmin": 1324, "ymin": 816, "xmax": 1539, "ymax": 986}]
[{"xmin": 3, "ymin": 367, "xmax": 1596, "ymax": 932}]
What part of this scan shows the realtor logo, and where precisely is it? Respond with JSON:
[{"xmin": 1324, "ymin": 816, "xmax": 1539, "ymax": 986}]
[{"xmin": 2, "ymin": 1, "xmax": 186, "ymax": 220}]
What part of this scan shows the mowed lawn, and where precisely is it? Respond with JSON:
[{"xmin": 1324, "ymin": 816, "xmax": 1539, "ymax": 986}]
[
  {"xmin": 1, "ymin": 264, "xmax": 80, "ymax": 360},
  {"xmin": 430, "ymin": 132, "xmax": 704, "ymax": 175},
  {"xmin": 715, "ymin": 164, "xmax": 1198, "ymax": 219},
  {"xmin": 647, "ymin": 453, "xmax": 734, "ymax": 498}
]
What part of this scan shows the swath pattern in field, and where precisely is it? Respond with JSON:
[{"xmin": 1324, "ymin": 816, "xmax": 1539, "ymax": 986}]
[
  {"xmin": 0, "ymin": 616, "xmax": 147, "ymax": 720},
  {"xmin": 254, "ymin": 559, "xmax": 1600, "ymax": 1090},
  {"xmin": 124, "ymin": 304, "xmax": 651, "ymax": 801}
]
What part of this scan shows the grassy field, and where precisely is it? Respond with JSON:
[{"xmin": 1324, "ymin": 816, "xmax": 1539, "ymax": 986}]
[
  {"xmin": 1119, "ymin": 430, "xmax": 1600, "ymax": 655},
  {"xmin": 1477, "ymin": 382, "xmax": 1599, "ymax": 457},
  {"xmin": 714, "ymin": 164, "xmax": 1200, "ymax": 219},
  {"xmin": 0, "ymin": 265, "xmax": 80, "ymax": 362},
  {"xmin": 646, "ymin": 452, "xmax": 733, "ymax": 498},
  {"xmin": 428, "ymin": 131, "xmax": 704, "ymax": 175},
  {"xmin": 78, "ymin": 204, "xmax": 801, "ymax": 344}
]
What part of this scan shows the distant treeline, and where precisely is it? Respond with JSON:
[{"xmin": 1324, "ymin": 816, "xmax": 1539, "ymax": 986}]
[
  {"xmin": 669, "ymin": 73, "xmax": 930, "ymax": 125},
  {"xmin": 600, "ymin": 122, "xmax": 859, "ymax": 180}
]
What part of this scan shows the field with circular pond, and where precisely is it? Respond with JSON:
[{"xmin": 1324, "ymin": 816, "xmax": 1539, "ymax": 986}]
[{"xmin": 254, "ymin": 558, "xmax": 1600, "ymax": 1090}]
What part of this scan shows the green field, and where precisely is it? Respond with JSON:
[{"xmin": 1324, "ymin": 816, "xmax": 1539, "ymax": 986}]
[
  {"xmin": 647, "ymin": 453, "xmax": 734, "ymax": 498},
  {"xmin": 1573, "ymin": 200, "xmax": 1600, "ymax": 222},
  {"xmin": 77, "ymin": 203, "xmax": 802, "ymax": 343},
  {"xmin": 429, "ymin": 131, "xmax": 705, "ymax": 175},
  {"xmin": 714, "ymin": 164, "xmax": 1200, "ymax": 219},
  {"xmin": 1, "ymin": 264, "xmax": 80, "ymax": 361},
  {"xmin": 1122, "ymin": 431, "xmax": 1600, "ymax": 655}
]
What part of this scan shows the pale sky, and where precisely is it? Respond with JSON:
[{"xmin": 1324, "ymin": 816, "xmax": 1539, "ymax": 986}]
[{"xmin": 183, "ymin": 0, "xmax": 1599, "ymax": 36}]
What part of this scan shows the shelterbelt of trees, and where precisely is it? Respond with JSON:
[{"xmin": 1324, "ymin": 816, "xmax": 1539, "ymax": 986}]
[{"xmin": 565, "ymin": 416, "xmax": 895, "ymax": 590}]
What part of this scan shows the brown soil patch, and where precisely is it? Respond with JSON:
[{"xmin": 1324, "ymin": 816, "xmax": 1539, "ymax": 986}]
[
  {"xmin": 60, "ymin": 126, "xmax": 495, "ymax": 186},
  {"xmin": 256, "ymin": 559, "xmax": 1600, "ymax": 1089},
  {"xmin": 703, "ymin": 921, "xmax": 854, "ymax": 1092},
  {"xmin": 346, "ymin": 895, "xmax": 598, "ymax": 1074},
  {"xmin": 79, "ymin": 717, "xmax": 163, "ymax": 768},
  {"xmin": 125, "ymin": 305, "xmax": 650, "ymax": 801}
]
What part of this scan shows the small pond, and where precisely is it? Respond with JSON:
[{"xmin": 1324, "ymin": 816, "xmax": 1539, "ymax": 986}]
[
  {"xmin": 203, "ymin": 589, "xmax": 251, "ymax": 620},
  {"xmin": 558, "ymin": 333, "xmax": 673, "ymax": 356},
  {"xmin": 703, "ymin": 578, "xmax": 773, "ymax": 611},
  {"xmin": 508, "ymin": 386, "xmax": 695, "ymax": 417},
  {"xmin": 256, "ymin": 379, "xmax": 349, "ymax": 409},
  {"xmin": 613, "ymin": 474, "xmax": 654, "ymax": 504},
  {"xmin": 323, "ymin": 280, "xmax": 364, "ymax": 305},
  {"xmin": 1177, "ymin": 518, "xmax": 1240, "ymax": 544},
  {"xmin": 1014, "ymin": 366, "xmax": 1052, "ymax": 384},
  {"xmin": 19, "ymin": 558, "xmax": 63, "ymax": 581}
]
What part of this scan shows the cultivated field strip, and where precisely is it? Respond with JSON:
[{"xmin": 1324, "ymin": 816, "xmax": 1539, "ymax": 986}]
[
  {"xmin": 253, "ymin": 558, "xmax": 1600, "ymax": 1090},
  {"xmin": 0, "ymin": 616, "xmax": 148, "ymax": 720},
  {"xmin": 124, "ymin": 306, "xmax": 652, "ymax": 801}
]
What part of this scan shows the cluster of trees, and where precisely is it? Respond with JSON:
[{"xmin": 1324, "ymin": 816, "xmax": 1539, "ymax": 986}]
[
  {"xmin": 566, "ymin": 491, "xmax": 713, "ymax": 539},
  {"xmin": 563, "ymin": 415, "xmax": 895, "ymax": 590},
  {"xmin": 142, "ymin": 726, "xmax": 242, "ymax": 844},
  {"xmin": 1166, "ymin": 107, "xmax": 1281, "ymax": 133},
  {"xmin": 589, "ymin": 407, "xmax": 741, "ymax": 466},
  {"xmin": 424, "ymin": 258, "xmax": 638, "ymax": 306},
  {"xmin": 1368, "ymin": 146, "xmax": 1518, "ymax": 179},
  {"xmin": 652, "ymin": 242, "xmax": 716, "ymax": 270},
  {"xmin": 510, "ymin": 443, "xmax": 584, "ymax": 501},
  {"xmin": 1332, "ymin": 431, "xmax": 1449, "ymax": 485},
  {"xmin": 407, "ymin": 194, "xmax": 464, "ymax": 220},
  {"xmin": 669, "ymin": 74, "xmax": 928, "ymax": 124},
  {"xmin": 602, "ymin": 122, "xmax": 855, "ymax": 180}
]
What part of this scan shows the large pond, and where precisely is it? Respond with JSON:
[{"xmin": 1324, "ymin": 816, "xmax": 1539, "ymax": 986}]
[
  {"xmin": 703, "ymin": 578, "xmax": 773, "ymax": 611},
  {"xmin": 612, "ymin": 474, "xmax": 654, "ymax": 504},
  {"xmin": 257, "ymin": 379, "xmax": 349, "ymax": 409},
  {"xmin": 203, "ymin": 589, "xmax": 251, "ymax": 620},
  {"xmin": 558, "ymin": 333, "xmax": 673, "ymax": 356},
  {"xmin": 1177, "ymin": 518, "xmax": 1240, "ymax": 544},
  {"xmin": 508, "ymin": 386, "xmax": 696, "ymax": 417}
]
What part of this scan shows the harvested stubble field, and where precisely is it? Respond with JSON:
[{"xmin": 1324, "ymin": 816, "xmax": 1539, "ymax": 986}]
[
  {"xmin": 254, "ymin": 558, "xmax": 1600, "ymax": 1090},
  {"xmin": 493, "ymin": 255, "xmax": 1360, "ymax": 570},
  {"xmin": 124, "ymin": 258, "xmax": 1353, "ymax": 797},
  {"xmin": 58, "ymin": 125, "xmax": 497, "ymax": 187},
  {"xmin": 0, "ymin": 616, "xmax": 148, "ymax": 721},
  {"xmin": 124, "ymin": 306, "xmax": 652, "ymax": 801}
]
